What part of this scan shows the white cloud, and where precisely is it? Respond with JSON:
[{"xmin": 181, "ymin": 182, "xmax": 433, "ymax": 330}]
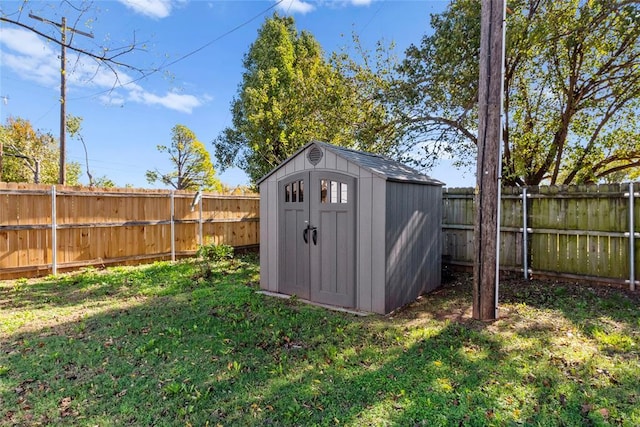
[
  {"xmin": 128, "ymin": 87, "xmax": 203, "ymax": 113},
  {"xmin": 116, "ymin": 0, "xmax": 174, "ymax": 19},
  {"xmin": 275, "ymin": 0, "xmax": 372, "ymax": 15},
  {"xmin": 0, "ymin": 27, "xmax": 58, "ymax": 86},
  {"xmin": 276, "ymin": 0, "xmax": 315, "ymax": 15},
  {"xmin": 1, "ymin": 27, "xmax": 205, "ymax": 114}
]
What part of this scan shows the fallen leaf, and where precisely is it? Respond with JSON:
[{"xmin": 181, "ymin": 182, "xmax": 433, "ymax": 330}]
[
  {"xmin": 60, "ymin": 396, "xmax": 74, "ymax": 417},
  {"xmin": 598, "ymin": 408, "xmax": 609, "ymax": 418},
  {"xmin": 60, "ymin": 397, "xmax": 72, "ymax": 409}
]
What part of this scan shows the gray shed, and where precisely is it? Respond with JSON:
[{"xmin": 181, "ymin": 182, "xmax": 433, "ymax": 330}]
[{"xmin": 258, "ymin": 141, "xmax": 444, "ymax": 314}]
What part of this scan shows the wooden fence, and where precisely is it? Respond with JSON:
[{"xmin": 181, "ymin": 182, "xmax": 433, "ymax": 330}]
[
  {"xmin": 443, "ymin": 183, "xmax": 640, "ymax": 290},
  {"xmin": 0, "ymin": 183, "xmax": 259, "ymax": 280},
  {"xmin": 3, "ymin": 182, "xmax": 639, "ymax": 290}
]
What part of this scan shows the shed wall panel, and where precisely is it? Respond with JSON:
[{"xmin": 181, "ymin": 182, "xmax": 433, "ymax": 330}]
[
  {"xmin": 371, "ymin": 177, "xmax": 387, "ymax": 314},
  {"xmin": 347, "ymin": 161, "xmax": 360, "ymax": 177},
  {"xmin": 385, "ymin": 182, "xmax": 442, "ymax": 312},
  {"xmin": 325, "ymin": 151, "xmax": 337, "ymax": 170},
  {"xmin": 266, "ymin": 181, "xmax": 279, "ymax": 291},
  {"xmin": 336, "ymin": 156, "xmax": 349, "ymax": 173},
  {"xmin": 357, "ymin": 176, "xmax": 373, "ymax": 312},
  {"xmin": 259, "ymin": 183, "xmax": 269, "ymax": 290},
  {"xmin": 294, "ymin": 154, "xmax": 305, "ymax": 172}
]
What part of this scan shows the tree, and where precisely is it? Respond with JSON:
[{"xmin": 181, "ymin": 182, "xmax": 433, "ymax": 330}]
[
  {"xmin": 397, "ymin": 0, "xmax": 640, "ymax": 185},
  {"xmin": 214, "ymin": 13, "xmax": 400, "ymax": 184},
  {"xmin": 146, "ymin": 124, "xmax": 223, "ymax": 191},
  {"xmin": 0, "ymin": 117, "xmax": 81, "ymax": 184}
]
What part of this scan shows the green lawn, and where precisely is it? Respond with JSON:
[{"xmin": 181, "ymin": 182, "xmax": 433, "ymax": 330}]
[{"xmin": 1, "ymin": 254, "xmax": 638, "ymax": 426}]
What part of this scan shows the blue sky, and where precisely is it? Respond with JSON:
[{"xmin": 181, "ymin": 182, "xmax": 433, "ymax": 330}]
[{"xmin": 0, "ymin": 0, "xmax": 474, "ymax": 189}]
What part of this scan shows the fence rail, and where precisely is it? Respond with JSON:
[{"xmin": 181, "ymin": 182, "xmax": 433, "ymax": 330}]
[
  {"xmin": 0, "ymin": 183, "xmax": 259, "ymax": 280},
  {"xmin": 3, "ymin": 182, "xmax": 639, "ymax": 290},
  {"xmin": 443, "ymin": 183, "xmax": 640, "ymax": 290}
]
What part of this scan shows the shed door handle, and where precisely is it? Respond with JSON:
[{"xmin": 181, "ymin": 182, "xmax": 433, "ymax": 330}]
[
  {"xmin": 312, "ymin": 227, "xmax": 317, "ymax": 245},
  {"xmin": 303, "ymin": 227, "xmax": 309, "ymax": 244}
]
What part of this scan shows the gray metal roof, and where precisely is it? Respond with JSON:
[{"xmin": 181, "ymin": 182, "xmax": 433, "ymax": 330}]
[
  {"xmin": 315, "ymin": 141, "xmax": 444, "ymax": 186},
  {"xmin": 258, "ymin": 140, "xmax": 445, "ymax": 186}
]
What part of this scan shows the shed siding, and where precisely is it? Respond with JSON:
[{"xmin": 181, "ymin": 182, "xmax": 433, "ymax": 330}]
[
  {"xmin": 384, "ymin": 182, "xmax": 442, "ymax": 312},
  {"xmin": 294, "ymin": 153, "xmax": 305, "ymax": 171},
  {"xmin": 371, "ymin": 177, "xmax": 387, "ymax": 314},
  {"xmin": 357, "ymin": 176, "xmax": 373, "ymax": 312},
  {"xmin": 336, "ymin": 156, "xmax": 349, "ymax": 173},
  {"xmin": 259, "ymin": 180, "xmax": 279, "ymax": 291}
]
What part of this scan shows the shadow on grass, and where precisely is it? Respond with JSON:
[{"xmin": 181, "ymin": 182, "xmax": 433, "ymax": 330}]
[{"xmin": 1, "ymin": 267, "xmax": 638, "ymax": 426}]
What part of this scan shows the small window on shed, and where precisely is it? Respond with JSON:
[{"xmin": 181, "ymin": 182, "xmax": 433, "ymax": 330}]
[
  {"xmin": 299, "ymin": 180, "xmax": 304, "ymax": 202},
  {"xmin": 292, "ymin": 181, "xmax": 298, "ymax": 202},
  {"xmin": 340, "ymin": 183, "xmax": 348, "ymax": 203},
  {"xmin": 285, "ymin": 184, "xmax": 291, "ymax": 202},
  {"xmin": 330, "ymin": 181, "xmax": 338, "ymax": 203},
  {"xmin": 320, "ymin": 179, "xmax": 328, "ymax": 203}
]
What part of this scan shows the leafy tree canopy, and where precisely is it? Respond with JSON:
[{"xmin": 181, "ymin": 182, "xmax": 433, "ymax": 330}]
[
  {"xmin": 1, "ymin": 117, "xmax": 81, "ymax": 185},
  {"xmin": 398, "ymin": 0, "xmax": 640, "ymax": 185},
  {"xmin": 214, "ymin": 13, "xmax": 400, "ymax": 184},
  {"xmin": 146, "ymin": 124, "xmax": 223, "ymax": 192}
]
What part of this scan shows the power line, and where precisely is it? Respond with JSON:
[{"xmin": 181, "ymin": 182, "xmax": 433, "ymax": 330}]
[
  {"xmin": 29, "ymin": 12, "xmax": 94, "ymax": 185},
  {"xmin": 70, "ymin": 0, "xmax": 285, "ymax": 102}
]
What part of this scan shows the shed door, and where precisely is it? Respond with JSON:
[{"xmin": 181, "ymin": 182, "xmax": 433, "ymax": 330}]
[
  {"xmin": 278, "ymin": 171, "xmax": 356, "ymax": 308},
  {"xmin": 309, "ymin": 172, "xmax": 356, "ymax": 307},
  {"xmin": 279, "ymin": 173, "xmax": 310, "ymax": 299}
]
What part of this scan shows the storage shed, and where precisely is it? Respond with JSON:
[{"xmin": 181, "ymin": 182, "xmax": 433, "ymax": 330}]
[{"xmin": 258, "ymin": 141, "xmax": 444, "ymax": 314}]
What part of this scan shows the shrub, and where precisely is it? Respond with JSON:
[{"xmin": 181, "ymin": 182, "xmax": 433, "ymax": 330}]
[{"xmin": 196, "ymin": 243, "xmax": 234, "ymax": 263}]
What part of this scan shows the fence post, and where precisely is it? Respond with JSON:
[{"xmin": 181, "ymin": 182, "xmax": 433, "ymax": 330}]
[
  {"xmin": 522, "ymin": 187, "xmax": 529, "ymax": 279},
  {"xmin": 198, "ymin": 194, "xmax": 203, "ymax": 247},
  {"xmin": 51, "ymin": 185, "xmax": 57, "ymax": 275},
  {"xmin": 170, "ymin": 191, "xmax": 175, "ymax": 262},
  {"xmin": 627, "ymin": 182, "xmax": 638, "ymax": 291}
]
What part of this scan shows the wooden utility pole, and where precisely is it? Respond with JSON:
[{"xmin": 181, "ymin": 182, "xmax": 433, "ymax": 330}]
[
  {"xmin": 29, "ymin": 14, "xmax": 93, "ymax": 185},
  {"xmin": 473, "ymin": 0, "xmax": 506, "ymax": 321}
]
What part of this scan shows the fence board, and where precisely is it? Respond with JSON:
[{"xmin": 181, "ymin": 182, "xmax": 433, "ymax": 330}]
[
  {"xmin": 0, "ymin": 183, "xmax": 259, "ymax": 279},
  {"xmin": 442, "ymin": 183, "xmax": 640, "ymax": 288}
]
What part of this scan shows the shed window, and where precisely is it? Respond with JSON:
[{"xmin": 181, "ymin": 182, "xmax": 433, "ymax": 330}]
[
  {"xmin": 299, "ymin": 180, "xmax": 304, "ymax": 202},
  {"xmin": 330, "ymin": 181, "xmax": 338, "ymax": 203},
  {"xmin": 321, "ymin": 179, "xmax": 348, "ymax": 204},
  {"xmin": 340, "ymin": 183, "xmax": 348, "ymax": 203},
  {"xmin": 285, "ymin": 181, "xmax": 305, "ymax": 203},
  {"xmin": 321, "ymin": 179, "xmax": 328, "ymax": 203}
]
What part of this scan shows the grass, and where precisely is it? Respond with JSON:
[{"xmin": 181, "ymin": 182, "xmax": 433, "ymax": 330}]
[{"xmin": 1, "ymin": 255, "xmax": 639, "ymax": 426}]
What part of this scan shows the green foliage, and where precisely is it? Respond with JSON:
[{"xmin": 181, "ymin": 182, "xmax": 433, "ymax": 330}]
[
  {"xmin": 214, "ymin": 13, "xmax": 401, "ymax": 183},
  {"xmin": 147, "ymin": 124, "xmax": 224, "ymax": 191},
  {"xmin": 0, "ymin": 117, "xmax": 81, "ymax": 185},
  {"xmin": 196, "ymin": 243, "xmax": 234, "ymax": 263},
  {"xmin": 398, "ymin": 0, "xmax": 640, "ymax": 185}
]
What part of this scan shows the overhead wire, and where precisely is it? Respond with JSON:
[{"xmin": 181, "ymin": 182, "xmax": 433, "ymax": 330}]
[{"xmin": 69, "ymin": 0, "xmax": 285, "ymax": 101}]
